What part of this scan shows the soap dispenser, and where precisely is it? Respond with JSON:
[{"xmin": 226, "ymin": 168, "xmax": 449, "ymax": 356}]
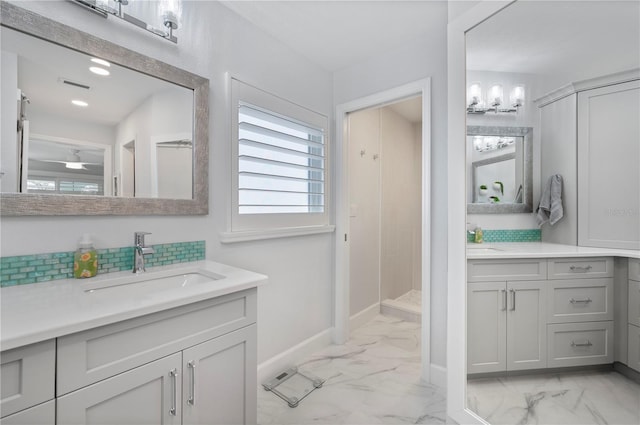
[
  {"xmin": 74, "ymin": 233, "xmax": 98, "ymax": 279},
  {"xmin": 474, "ymin": 227, "xmax": 484, "ymax": 244}
]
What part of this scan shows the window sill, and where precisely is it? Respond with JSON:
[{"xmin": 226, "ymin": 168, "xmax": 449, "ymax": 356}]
[{"xmin": 219, "ymin": 225, "xmax": 336, "ymax": 244}]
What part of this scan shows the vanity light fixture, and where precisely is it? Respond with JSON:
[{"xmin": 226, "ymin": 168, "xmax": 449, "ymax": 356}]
[
  {"xmin": 467, "ymin": 83, "xmax": 525, "ymax": 114},
  {"xmin": 71, "ymin": 0, "xmax": 181, "ymax": 44},
  {"xmin": 89, "ymin": 66, "xmax": 110, "ymax": 76},
  {"xmin": 90, "ymin": 58, "xmax": 111, "ymax": 67},
  {"xmin": 71, "ymin": 100, "xmax": 89, "ymax": 107}
]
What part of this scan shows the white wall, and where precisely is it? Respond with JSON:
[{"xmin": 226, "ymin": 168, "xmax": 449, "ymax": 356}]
[
  {"xmin": 380, "ymin": 106, "xmax": 421, "ymax": 301},
  {"xmin": 334, "ymin": 1, "xmax": 448, "ymax": 368},
  {"xmin": 1, "ymin": 0, "xmax": 333, "ymax": 365},
  {"xmin": 348, "ymin": 107, "xmax": 381, "ymax": 315}
]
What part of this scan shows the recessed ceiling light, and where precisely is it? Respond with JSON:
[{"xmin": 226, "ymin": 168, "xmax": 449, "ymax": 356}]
[
  {"xmin": 89, "ymin": 66, "xmax": 110, "ymax": 76},
  {"xmin": 72, "ymin": 100, "xmax": 89, "ymax": 107},
  {"xmin": 91, "ymin": 58, "xmax": 111, "ymax": 67}
]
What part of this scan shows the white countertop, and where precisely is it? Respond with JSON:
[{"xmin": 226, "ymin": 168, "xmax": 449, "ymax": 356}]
[
  {"xmin": 0, "ymin": 260, "xmax": 267, "ymax": 351},
  {"xmin": 467, "ymin": 242, "xmax": 640, "ymax": 260}
]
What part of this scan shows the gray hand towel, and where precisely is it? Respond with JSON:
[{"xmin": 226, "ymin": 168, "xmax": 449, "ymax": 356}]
[{"xmin": 536, "ymin": 174, "xmax": 564, "ymax": 226}]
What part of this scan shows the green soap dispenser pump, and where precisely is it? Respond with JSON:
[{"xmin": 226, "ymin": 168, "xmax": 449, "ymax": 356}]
[{"xmin": 74, "ymin": 233, "xmax": 98, "ymax": 278}]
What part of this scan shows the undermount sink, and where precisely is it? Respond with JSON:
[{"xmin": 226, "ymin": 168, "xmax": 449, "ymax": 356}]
[{"xmin": 84, "ymin": 268, "xmax": 224, "ymax": 294}]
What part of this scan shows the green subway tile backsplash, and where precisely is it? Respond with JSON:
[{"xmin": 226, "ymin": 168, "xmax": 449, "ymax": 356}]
[
  {"xmin": 467, "ymin": 229, "xmax": 541, "ymax": 243},
  {"xmin": 0, "ymin": 240, "xmax": 205, "ymax": 287}
]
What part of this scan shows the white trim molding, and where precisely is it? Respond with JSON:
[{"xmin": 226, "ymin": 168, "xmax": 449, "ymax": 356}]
[
  {"xmin": 219, "ymin": 224, "xmax": 335, "ymax": 244},
  {"xmin": 535, "ymin": 68, "xmax": 640, "ymax": 107},
  {"xmin": 257, "ymin": 328, "xmax": 333, "ymax": 385}
]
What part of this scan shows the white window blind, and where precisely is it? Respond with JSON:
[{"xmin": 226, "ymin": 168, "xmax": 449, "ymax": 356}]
[
  {"xmin": 230, "ymin": 79, "xmax": 329, "ymax": 233},
  {"xmin": 238, "ymin": 103, "xmax": 325, "ymax": 215}
]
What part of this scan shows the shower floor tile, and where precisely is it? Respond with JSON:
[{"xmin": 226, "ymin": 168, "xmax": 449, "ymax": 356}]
[{"xmin": 395, "ymin": 289, "xmax": 422, "ymax": 307}]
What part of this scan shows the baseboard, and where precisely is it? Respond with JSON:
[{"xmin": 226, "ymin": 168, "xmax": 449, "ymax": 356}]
[
  {"xmin": 430, "ymin": 363, "xmax": 447, "ymax": 389},
  {"xmin": 257, "ymin": 328, "xmax": 333, "ymax": 384},
  {"xmin": 349, "ymin": 302, "xmax": 380, "ymax": 331},
  {"xmin": 613, "ymin": 361, "xmax": 640, "ymax": 384}
]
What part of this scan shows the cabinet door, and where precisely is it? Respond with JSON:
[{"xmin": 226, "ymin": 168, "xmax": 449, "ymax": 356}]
[
  {"xmin": 630, "ymin": 280, "xmax": 640, "ymax": 327},
  {"xmin": 183, "ymin": 325, "xmax": 257, "ymax": 425},
  {"xmin": 628, "ymin": 324, "xmax": 640, "ymax": 372},
  {"xmin": 467, "ymin": 282, "xmax": 506, "ymax": 374},
  {"xmin": 0, "ymin": 400, "xmax": 54, "ymax": 425},
  {"xmin": 57, "ymin": 353, "xmax": 182, "ymax": 425},
  {"xmin": 578, "ymin": 80, "xmax": 640, "ymax": 250},
  {"xmin": 507, "ymin": 281, "xmax": 547, "ymax": 371}
]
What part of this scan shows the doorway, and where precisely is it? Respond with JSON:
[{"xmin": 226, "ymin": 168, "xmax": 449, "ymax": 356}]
[
  {"xmin": 334, "ymin": 78, "xmax": 432, "ymax": 382},
  {"xmin": 348, "ymin": 97, "xmax": 423, "ymax": 326}
]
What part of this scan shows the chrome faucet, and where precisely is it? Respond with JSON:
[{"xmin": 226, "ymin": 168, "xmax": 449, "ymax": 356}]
[{"xmin": 133, "ymin": 231, "xmax": 155, "ymax": 273}]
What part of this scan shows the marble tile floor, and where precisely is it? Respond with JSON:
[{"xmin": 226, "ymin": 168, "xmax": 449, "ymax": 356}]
[
  {"xmin": 467, "ymin": 369, "xmax": 640, "ymax": 425},
  {"xmin": 258, "ymin": 314, "xmax": 446, "ymax": 424},
  {"xmin": 395, "ymin": 289, "xmax": 422, "ymax": 308}
]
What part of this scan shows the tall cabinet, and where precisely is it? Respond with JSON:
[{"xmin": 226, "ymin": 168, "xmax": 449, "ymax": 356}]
[
  {"xmin": 538, "ymin": 73, "xmax": 640, "ymax": 250},
  {"xmin": 577, "ymin": 80, "xmax": 640, "ymax": 250}
]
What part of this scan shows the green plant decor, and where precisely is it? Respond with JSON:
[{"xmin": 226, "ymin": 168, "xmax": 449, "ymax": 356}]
[
  {"xmin": 480, "ymin": 184, "xmax": 487, "ymax": 190},
  {"xmin": 494, "ymin": 181, "xmax": 504, "ymax": 195},
  {"xmin": 489, "ymin": 196, "xmax": 500, "ymax": 203}
]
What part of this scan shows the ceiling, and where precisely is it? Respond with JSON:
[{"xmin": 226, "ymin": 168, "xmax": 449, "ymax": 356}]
[
  {"xmin": 219, "ymin": 0, "xmax": 446, "ymax": 73},
  {"xmin": 465, "ymin": 1, "xmax": 639, "ymax": 81},
  {"xmin": 2, "ymin": 26, "xmax": 187, "ymax": 126},
  {"xmin": 221, "ymin": 1, "xmax": 639, "ymax": 81}
]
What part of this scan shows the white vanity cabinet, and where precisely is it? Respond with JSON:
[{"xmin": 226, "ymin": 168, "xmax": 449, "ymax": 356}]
[
  {"xmin": 468, "ymin": 257, "xmax": 615, "ymax": 374},
  {"xmin": 628, "ymin": 259, "xmax": 640, "ymax": 372},
  {"xmin": 55, "ymin": 289, "xmax": 257, "ymax": 425},
  {"xmin": 0, "ymin": 340, "xmax": 55, "ymax": 423},
  {"xmin": 467, "ymin": 261, "xmax": 547, "ymax": 374}
]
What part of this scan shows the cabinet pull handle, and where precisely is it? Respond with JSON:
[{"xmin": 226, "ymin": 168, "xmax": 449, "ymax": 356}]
[
  {"xmin": 501, "ymin": 289, "xmax": 507, "ymax": 311},
  {"xmin": 570, "ymin": 297, "xmax": 592, "ymax": 304},
  {"xmin": 509, "ymin": 289, "xmax": 516, "ymax": 311},
  {"xmin": 188, "ymin": 361, "xmax": 196, "ymax": 406},
  {"xmin": 571, "ymin": 340, "xmax": 593, "ymax": 348},
  {"xmin": 569, "ymin": 265, "xmax": 592, "ymax": 272},
  {"xmin": 169, "ymin": 368, "xmax": 178, "ymax": 416}
]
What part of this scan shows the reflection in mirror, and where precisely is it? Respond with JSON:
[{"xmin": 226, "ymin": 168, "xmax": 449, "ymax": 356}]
[
  {"xmin": 466, "ymin": 126, "xmax": 532, "ymax": 214},
  {"xmin": 1, "ymin": 25, "xmax": 193, "ymax": 199},
  {"xmin": 0, "ymin": 1, "xmax": 208, "ymax": 215},
  {"xmin": 465, "ymin": 1, "xmax": 639, "ymax": 424}
]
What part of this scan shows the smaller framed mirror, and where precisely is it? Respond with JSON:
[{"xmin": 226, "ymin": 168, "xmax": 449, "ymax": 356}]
[{"xmin": 466, "ymin": 125, "xmax": 532, "ymax": 214}]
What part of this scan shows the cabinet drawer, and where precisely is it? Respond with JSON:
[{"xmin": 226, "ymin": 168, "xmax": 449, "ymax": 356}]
[
  {"xmin": 630, "ymin": 259, "xmax": 640, "ymax": 281},
  {"xmin": 547, "ymin": 257, "xmax": 613, "ymax": 279},
  {"xmin": 630, "ymin": 280, "xmax": 640, "ymax": 327},
  {"xmin": 628, "ymin": 324, "xmax": 640, "ymax": 373},
  {"xmin": 0, "ymin": 340, "xmax": 55, "ymax": 418},
  {"xmin": 467, "ymin": 259, "xmax": 547, "ymax": 282},
  {"xmin": 0, "ymin": 400, "xmax": 54, "ymax": 425},
  {"xmin": 58, "ymin": 289, "xmax": 256, "ymax": 395},
  {"xmin": 547, "ymin": 321, "xmax": 613, "ymax": 368},
  {"xmin": 547, "ymin": 279, "xmax": 613, "ymax": 323}
]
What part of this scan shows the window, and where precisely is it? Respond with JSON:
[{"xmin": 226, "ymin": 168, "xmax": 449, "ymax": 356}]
[{"xmin": 230, "ymin": 79, "xmax": 329, "ymax": 234}]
